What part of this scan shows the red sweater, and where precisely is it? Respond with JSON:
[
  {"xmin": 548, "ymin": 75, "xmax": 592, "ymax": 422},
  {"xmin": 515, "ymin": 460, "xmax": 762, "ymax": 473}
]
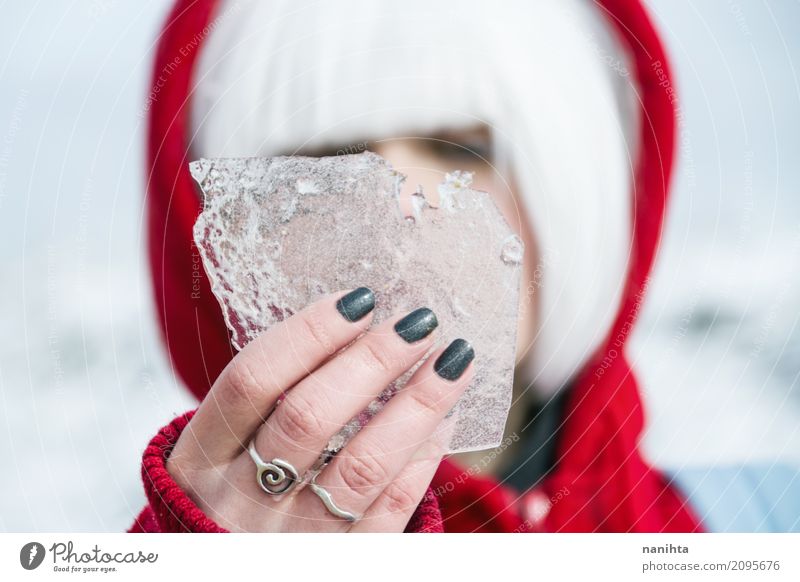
[{"xmin": 131, "ymin": 0, "xmax": 703, "ymax": 533}]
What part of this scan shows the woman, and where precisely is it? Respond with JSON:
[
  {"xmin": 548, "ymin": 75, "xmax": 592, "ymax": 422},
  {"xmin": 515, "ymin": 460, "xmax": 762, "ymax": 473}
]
[{"xmin": 131, "ymin": 0, "xmax": 702, "ymax": 532}]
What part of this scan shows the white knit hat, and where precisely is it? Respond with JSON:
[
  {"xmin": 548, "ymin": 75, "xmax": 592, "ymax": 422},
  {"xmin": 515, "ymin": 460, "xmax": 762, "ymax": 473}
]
[{"xmin": 189, "ymin": 0, "xmax": 638, "ymax": 395}]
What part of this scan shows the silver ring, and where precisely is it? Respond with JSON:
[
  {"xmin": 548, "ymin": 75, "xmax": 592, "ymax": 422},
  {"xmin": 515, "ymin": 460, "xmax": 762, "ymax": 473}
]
[
  {"xmin": 248, "ymin": 440, "xmax": 299, "ymax": 496},
  {"xmin": 308, "ymin": 472, "xmax": 360, "ymax": 523}
]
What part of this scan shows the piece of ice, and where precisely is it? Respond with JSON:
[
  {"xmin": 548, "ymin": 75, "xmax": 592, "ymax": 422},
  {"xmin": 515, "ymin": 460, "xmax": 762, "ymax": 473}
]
[
  {"xmin": 501, "ymin": 234, "xmax": 524, "ymax": 265},
  {"xmin": 190, "ymin": 152, "xmax": 523, "ymax": 453},
  {"xmin": 437, "ymin": 170, "xmax": 474, "ymax": 211}
]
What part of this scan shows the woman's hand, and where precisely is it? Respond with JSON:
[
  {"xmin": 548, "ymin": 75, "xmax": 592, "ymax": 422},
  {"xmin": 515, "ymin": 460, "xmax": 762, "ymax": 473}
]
[{"xmin": 166, "ymin": 287, "xmax": 474, "ymax": 532}]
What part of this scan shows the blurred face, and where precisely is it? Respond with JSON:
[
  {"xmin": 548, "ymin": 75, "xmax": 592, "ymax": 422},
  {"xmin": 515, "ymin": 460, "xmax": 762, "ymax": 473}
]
[
  {"xmin": 370, "ymin": 127, "xmax": 539, "ymax": 366},
  {"xmin": 297, "ymin": 126, "xmax": 539, "ymax": 366}
]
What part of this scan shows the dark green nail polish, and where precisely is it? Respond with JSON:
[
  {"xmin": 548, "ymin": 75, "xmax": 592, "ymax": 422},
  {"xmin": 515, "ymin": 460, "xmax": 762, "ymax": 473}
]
[
  {"xmin": 394, "ymin": 308, "xmax": 438, "ymax": 343},
  {"xmin": 336, "ymin": 287, "xmax": 375, "ymax": 322},
  {"xmin": 434, "ymin": 339, "xmax": 475, "ymax": 380}
]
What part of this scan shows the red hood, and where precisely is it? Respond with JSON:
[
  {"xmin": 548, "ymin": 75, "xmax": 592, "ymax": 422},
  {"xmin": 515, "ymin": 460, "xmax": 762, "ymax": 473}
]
[{"xmin": 146, "ymin": 0, "xmax": 702, "ymax": 532}]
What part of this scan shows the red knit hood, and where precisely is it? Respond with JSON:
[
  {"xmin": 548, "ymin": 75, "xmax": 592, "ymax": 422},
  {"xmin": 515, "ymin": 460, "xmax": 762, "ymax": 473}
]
[{"xmin": 146, "ymin": 0, "xmax": 702, "ymax": 532}]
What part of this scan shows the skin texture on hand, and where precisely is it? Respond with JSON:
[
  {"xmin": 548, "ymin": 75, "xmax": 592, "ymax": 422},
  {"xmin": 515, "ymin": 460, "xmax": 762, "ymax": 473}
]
[{"xmin": 166, "ymin": 288, "xmax": 474, "ymax": 532}]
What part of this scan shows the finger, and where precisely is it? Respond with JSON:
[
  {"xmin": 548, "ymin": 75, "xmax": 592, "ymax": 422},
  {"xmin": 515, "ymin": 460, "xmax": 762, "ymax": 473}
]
[
  {"xmin": 350, "ymin": 439, "xmax": 444, "ymax": 532},
  {"xmin": 181, "ymin": 287, "xmax": 377, "ymax": 464},
  {"xmin": 299, "ymin": 339, "xmax": 474, "ymax": 523},
  {"xmin": 252, "ymin": 307, "xmax": 440, "ymax": 477}
]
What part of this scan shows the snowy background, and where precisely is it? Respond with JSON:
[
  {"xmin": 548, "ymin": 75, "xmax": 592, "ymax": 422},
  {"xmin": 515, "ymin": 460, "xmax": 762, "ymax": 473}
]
[{"xmin": 1, "ymin": 1, "xmax": 799, "ymax": 531}]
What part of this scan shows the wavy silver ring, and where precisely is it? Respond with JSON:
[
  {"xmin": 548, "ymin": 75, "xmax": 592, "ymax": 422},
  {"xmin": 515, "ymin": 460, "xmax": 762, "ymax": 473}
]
[
  {"xmin": 248, "ymin": 440, "xmax": 299, "ymax": 496},
  {"xmin": 308, "ymin": 473, "xmax": 360, "ymax": 523}
]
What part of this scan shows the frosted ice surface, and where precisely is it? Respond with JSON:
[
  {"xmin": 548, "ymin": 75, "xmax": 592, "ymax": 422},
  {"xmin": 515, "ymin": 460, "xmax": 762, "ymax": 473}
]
[{"xmin": 190, "ymin": 152, "xmax": 522, "ymax": 453}]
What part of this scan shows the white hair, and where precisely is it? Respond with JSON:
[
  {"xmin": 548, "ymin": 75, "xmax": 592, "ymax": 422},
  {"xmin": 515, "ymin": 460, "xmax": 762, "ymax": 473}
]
[{"xmin": 190, "ymin": 0, "xmax": 638, "ymax": 395}]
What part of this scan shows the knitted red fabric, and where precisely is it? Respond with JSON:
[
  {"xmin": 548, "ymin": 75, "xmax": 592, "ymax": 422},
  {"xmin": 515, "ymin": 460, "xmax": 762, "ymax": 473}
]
[
  {"xmin": 130, "ymin": 411, "xmax": 226, "ymax": 533},
  {"xmin": 137, "ymin": 0, "xmax": 704, "ymax": 533},
  {"xmin": 432, "ymin": 458, "xmax": 525, "ymax": 533},
  {"xmin": 129, "ymin": 411, "xmax": 444, "ymax": 533}
]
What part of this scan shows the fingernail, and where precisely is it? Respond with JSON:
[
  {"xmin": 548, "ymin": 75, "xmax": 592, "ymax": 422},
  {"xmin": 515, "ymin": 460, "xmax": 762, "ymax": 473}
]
[
  {"xmin": 394, "ymin": 308, "xmax": 438, "ymax": 343},
  {"xmin": 434, "ymin": 339, "xmax": 475, "ymax": 380},
  {"xmin": 336, "ymin": 287, "xmax": 375, "ymax": 322}
]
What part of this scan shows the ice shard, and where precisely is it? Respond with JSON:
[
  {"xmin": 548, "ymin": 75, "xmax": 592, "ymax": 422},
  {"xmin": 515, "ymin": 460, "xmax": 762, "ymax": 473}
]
[{"xmin": 190, "ymin": 152, "xmax": 522, "ymax": 453}]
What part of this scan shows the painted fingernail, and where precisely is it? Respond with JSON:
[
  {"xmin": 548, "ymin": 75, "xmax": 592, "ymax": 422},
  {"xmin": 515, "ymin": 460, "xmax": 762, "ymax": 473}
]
[
  {"xmin": 434, "ymin": 339, "xmax": 475, "ymax": 380},
  {"xmin": 336, "ymin": 287, "xmax": 375, "ymax": 322},
  {"xmin": 394, "ymin": 308, "xmax": 438, "ymax": 343}
]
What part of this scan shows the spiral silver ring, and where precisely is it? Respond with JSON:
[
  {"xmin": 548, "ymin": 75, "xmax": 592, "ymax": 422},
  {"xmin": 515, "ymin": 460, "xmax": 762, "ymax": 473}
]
[{"xmin": 248, "ymin": 440, "xmax": 300, "ymax": 496}]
